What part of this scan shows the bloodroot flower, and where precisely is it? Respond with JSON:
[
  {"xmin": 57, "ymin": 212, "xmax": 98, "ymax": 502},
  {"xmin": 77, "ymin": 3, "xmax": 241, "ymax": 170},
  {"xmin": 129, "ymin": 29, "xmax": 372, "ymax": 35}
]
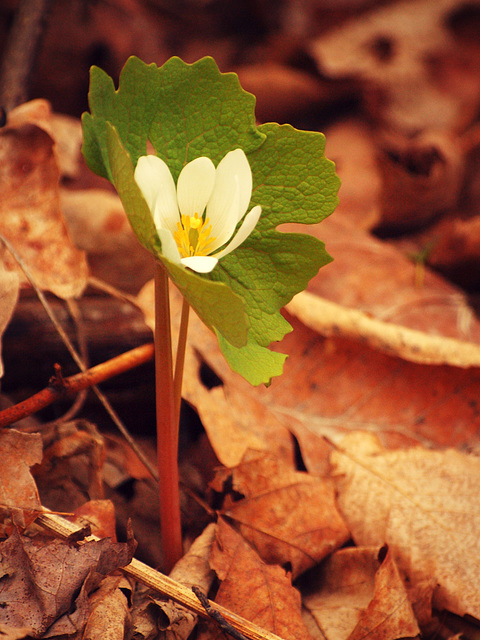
[{"xmin": 134, "ymin": 149, "xmax": 262, "ymax": 273}]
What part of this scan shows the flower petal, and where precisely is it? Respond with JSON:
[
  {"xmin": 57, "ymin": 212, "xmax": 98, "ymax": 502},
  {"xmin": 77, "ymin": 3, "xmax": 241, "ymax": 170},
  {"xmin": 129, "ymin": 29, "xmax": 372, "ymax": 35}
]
[
  {"xmin": 206, "ymin": 176, "xmax": 241, "ymax": 252},
  {"xmin": 213, "ymin": 205, "xmax": 262, "ymax": 260},
  {"xmin": 157, "ymin": 228, "xmax": 182, "ymax": 264},
  {"xmin": 181, "ymin": 255, "xmax": 218, "ymax": 273},
  {"xmin": 215, "ymin": 149, "xmax": 253, "ymax": 221},
  {"xmin": 134, "ymin": 155, "xmax": 179, "ymax": 234},
  {"xmin": 177, "ymin": 157, "xmax": 215, "ymax": 217}
]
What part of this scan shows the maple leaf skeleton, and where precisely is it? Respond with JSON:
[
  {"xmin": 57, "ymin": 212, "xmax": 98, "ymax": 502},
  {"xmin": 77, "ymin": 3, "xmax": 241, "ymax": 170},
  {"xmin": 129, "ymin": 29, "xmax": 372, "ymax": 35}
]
[{"xmin": 134, "ymin": 149, "xmax": 262, "ymax": 273}]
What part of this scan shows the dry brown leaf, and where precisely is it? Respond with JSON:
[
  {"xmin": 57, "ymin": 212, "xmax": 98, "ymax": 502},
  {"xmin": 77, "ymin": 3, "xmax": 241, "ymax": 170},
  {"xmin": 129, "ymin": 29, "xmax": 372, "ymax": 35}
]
[
  {"xmin": 323, "ymin": 119, "xmax": 381, "ymax": 231},
  {"xmin": 214, "ymin": 451, "xmax": 349, "ymax": 579},
  {"xmin": 0, "ymin": 429, "xmax": 42, "ymax": 530},
  {"xmin": 376, "ymin": 130, "xmax": 464, "ymax": 231},
  {"xmin": 73, "ymin": 500, "xmax": 118, "ymax": 540},
  {"xmin": 311, "ymin": 0, "xmax": 480, "ymax": 135},
  {"xmin": 0, "ymin": 527, "xmax": 134, "ymax": 638},
  {"xmin": 137, "ymin": 276, "xmax": 480, "ymax": 466},
  {"xmin": 0, "ymin": 101, "xmax": 88, "ymax": 299},
  {"xmin": 34, "ymin": 421, "xmax": 105, "ymax": 513},
  {"xmin": 83, "ymin": 575, "xmax": 131, "ymax": 640},
  {"xmin": 303, "ymin": 546, "xmax": 420, "ymax": 640},
  {"xmin": 236, "ymin": 63, "xmax": 329, "ymax": 123},
  {"xmin": 331, "ymin": 431, "xmax": 480, "ymax": 619},
  {"xmin": 0, "ymin": 262, "xmax": 19, "ymax": 377},
  {"xmin": 203, "ymin": 518, "xmax": 311, "ymax": 640},
  {"xmin": 60, "ymin": 188, "xmax": 153, "ymax": 293}
]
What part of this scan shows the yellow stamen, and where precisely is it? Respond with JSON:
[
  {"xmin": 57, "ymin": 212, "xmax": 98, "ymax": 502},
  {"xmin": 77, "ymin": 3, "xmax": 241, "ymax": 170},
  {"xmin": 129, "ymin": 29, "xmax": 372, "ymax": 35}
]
[{"xmin": 173, "ymin": 213, "xmax": 217, "ymax": 258}]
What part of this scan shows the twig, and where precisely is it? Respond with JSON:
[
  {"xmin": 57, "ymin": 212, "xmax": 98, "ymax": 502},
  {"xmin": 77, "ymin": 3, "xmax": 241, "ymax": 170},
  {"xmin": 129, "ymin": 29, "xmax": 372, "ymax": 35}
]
[
  {"xmin": 0, "ymin": 0, "xmax": 53, "ymax": 110},
  {"xmin": 36, "ymin": 510, "xmax": 286, "ymax": 640},
  {"xmin": 192, "ymin": 586, "xmax": 250, "ymax": 640},
  {"xmin": 0, "ymin": 342, "xmax": 154, "ymax": 429},
  {"xmin": 0, "ymin": 233, "xmax": 158, "ymax": 480},
  {"xmin": 48, "ymin": 297, "xmax": 89, "ymax": 424}
]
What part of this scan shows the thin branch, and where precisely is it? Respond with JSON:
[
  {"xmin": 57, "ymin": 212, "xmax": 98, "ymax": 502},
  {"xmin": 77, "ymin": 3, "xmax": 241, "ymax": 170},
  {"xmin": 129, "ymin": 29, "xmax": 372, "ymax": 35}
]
[
  {"xmin": 0, "ymin": 342, "xmax": 154, "ymax": 430},
  {"xmin": 192, "ymin": 586, "xmax": 250, "ymax": 640},
  {"xmin": 0, "ymin": 234, "xmax": 158, "ymax": 480}
]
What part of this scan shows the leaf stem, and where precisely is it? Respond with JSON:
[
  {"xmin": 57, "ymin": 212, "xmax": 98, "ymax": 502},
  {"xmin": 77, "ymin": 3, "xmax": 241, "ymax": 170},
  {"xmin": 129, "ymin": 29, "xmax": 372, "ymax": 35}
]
[
  {"xmin": 174, "ymin": 297, "xmax": 190, "ymax": 425},
  {"xmin": 154, "ymin": 261, "xmax": 183, "ymax": 572}
]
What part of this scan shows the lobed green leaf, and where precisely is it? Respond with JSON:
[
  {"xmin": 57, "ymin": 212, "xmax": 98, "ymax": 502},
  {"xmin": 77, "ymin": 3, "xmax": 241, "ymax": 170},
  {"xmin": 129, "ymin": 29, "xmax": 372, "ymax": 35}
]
[{"xmin": 82, "ymin": 56, "xmax": 340, "ymax": 385}]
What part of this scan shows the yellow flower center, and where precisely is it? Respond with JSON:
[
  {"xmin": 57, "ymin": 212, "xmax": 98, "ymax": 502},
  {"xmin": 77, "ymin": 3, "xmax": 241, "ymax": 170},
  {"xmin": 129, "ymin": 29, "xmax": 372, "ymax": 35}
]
[{"xmin": 173, "ymin": 212, "xmax": 217, "ymax": 258}]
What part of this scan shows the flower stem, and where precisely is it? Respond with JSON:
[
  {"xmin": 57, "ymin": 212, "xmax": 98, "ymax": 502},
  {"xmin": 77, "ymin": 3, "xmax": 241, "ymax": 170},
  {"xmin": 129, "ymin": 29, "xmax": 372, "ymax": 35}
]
[
  {"xmin": 174, "ymin": 297, "xmax": 190, "ymax": 425},
  {"xmin": 154, "ymin": 261, "xmax": 183, "ymax": 573}
]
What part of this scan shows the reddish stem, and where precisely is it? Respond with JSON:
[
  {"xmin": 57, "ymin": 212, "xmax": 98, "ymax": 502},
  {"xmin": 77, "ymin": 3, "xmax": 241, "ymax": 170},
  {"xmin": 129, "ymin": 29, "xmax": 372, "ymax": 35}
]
[{"xmin": 154, "ymin": 262, "xmax": 183, "ymax": 572}]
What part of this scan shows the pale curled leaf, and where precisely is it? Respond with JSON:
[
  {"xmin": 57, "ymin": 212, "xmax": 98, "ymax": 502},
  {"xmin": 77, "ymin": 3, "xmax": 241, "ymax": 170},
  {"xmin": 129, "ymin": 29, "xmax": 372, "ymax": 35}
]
[
  {"xmin": 331, "ymin": 432, "xmax": 480, "ymax": 619},
  {"xmin": 287, "ymin": 291, "xmax": 480, "ymax": 367}
]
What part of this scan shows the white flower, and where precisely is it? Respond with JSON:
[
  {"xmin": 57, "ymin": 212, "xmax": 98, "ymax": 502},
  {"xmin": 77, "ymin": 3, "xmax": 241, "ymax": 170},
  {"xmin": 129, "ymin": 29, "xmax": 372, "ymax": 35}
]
[{"xmin": 134, "ymin": 149, "xmax": 262, "ymax": 273}]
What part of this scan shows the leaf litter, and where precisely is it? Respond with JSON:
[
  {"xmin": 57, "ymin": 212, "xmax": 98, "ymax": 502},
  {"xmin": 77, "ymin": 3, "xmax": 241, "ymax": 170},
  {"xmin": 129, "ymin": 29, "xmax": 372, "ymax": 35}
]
[{"xmin": 2, "ymin": 0, "xmax": 480, "ymax": 639}]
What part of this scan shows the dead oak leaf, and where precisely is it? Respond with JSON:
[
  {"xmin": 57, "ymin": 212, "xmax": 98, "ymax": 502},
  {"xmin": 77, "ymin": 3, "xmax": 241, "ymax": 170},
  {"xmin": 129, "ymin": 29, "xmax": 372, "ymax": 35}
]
[
  {"xmin": 215, "ymin": 452, "xmax": 350, "ymax": 579},
  {"xmin": 303, "ymin": 546, "xmax": 420, "ymax": 640},
  {"xmin": 0, "ymin": 527, "xmax": 135, "ymax": 638},
  {"xmin": 331, "ymin": 432, "xmax": 480, "ymax": 620},
  {"xmin": 204, "ymin": 518, "xmax": 311, "ymax": 640}
]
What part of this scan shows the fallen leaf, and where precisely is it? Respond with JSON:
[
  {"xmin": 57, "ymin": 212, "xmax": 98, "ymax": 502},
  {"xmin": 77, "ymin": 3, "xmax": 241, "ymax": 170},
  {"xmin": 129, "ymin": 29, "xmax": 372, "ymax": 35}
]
[
  {"xmin": 0, "ymin": 101, "xmax": 88, "ymax": 299},
  {"xmin": 204, "ymin": 518, "xmax": 311, "ymax": 640},
  {"xmin": 286, "ymin": 216, "xmax": 480, "ymax": 346},
  {"xmin": 214, "ymin": 451, "xmax": 350, "ymax": 578},
  {"xmin": 0, "ymin": 429, "xmax": 42, "ymax": 529},
  {"xmin": 83, "ymin": 574, "xmax": 131, "ymax": 640},
  {"xmin": 73, "ymin": 500, "xmax": 118, "ymax": 540},
  {"xmin": 311, "ymin": 0, "xmax": 480, "ymax": 135},
  {"xmin": 236, "ymin": 63, "xmax": 330, "ymax": 123},
  {"xmin": 0, "ymin": 261, "xmax": 19, "ymax": 377},
  {"xmin": 331, "ymin": 431, "xmax": 480, "ymax": 619},
  {"xmin": 60, "ymin": 188, "xmax": 153, "ymax": 293},
  {"xmin": 34, "ymin": 420, "xmax": 105, "ymax": 513},
  {"xmin": 137, "ymin": 277, "xmax": 480, "ymax": 466},
  {"xmin": 0, "ymin": 527, "xmax": 134, "ymax": 638},
  {"xmin": 303, "ymin": 546, "xmax": 420, "ymax": 640},
  {"xmin": 323, "ymin": 119, "xmax": 381, "ymax": 231},
  {"xmin": 375, "ymin": 129, "xmax": 464, "ymax": 231}
]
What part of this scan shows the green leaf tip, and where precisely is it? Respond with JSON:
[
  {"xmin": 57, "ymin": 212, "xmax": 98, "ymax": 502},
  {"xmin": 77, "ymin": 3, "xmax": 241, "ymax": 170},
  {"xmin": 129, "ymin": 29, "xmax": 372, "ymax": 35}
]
[{"xmin": 82, "ymin": 55, "xmax": 340, "ymax": 385}]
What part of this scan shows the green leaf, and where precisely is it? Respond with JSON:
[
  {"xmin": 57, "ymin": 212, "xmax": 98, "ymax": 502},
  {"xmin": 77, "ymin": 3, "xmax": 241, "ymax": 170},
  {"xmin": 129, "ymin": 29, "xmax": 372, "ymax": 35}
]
[
  {"xmin": 207, "ymin": 123, "xmax": 338, "ymax": 383},
  {"xmin": 82, "ymin": 56, "xmax": 265, "ymax": 182},
  {"xmin": 82, "ymin": 56, "xmax": 340, "ymax": 385}
]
